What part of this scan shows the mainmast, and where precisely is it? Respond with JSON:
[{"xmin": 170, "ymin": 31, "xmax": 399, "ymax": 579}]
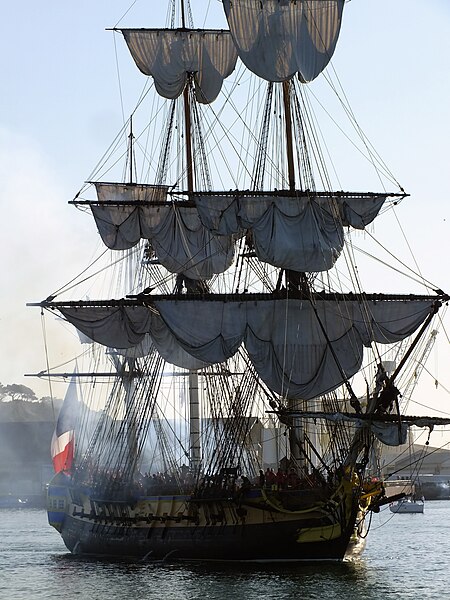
[
  {"xmin": 282, "ymin": 81, "xmax": 296, "ymax": 192},
  {"xmin": 282, "ymin": 76, "xmax": 308, "ymax": 474},
  {"xmin": 181, "ymin": 0, "xmax": 194, "ymax": 192},
  {"xmin": 180, "ymin": 0, "xmax": 201, "ymax": 476}
]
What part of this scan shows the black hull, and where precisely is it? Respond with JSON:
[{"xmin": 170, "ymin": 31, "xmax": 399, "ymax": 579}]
[
  {"xmin": 47, "ymin": 474, "xmax": 368, "ymax": 562},
  {"xmin": 59, "ymin": 513, "xmax": 357, "ymax": 562}
]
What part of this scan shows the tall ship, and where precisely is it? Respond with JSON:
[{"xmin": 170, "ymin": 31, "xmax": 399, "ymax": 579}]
[{"xmin": 33, "ymin": 0, "xmax": 450, "ymax": 561}]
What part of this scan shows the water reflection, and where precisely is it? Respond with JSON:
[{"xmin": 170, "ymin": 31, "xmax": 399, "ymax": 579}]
[{"xmin": 47, "ymin": 553, "xmax": 376, "ymax": 600}]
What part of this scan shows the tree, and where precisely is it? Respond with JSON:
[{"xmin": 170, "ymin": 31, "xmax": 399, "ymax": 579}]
[
  {"xmin": 39, "ymin": 396, "xmax": 54, "ymax": 404},
  {"xmin": 0, "ymin": 384, "xmax": 38, "ymax": 402}
]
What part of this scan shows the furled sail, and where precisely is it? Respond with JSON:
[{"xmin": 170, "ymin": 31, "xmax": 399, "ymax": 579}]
[
  {"xmin": 88, "ymin": 185, "xmax": 389, "ymax": 275},
  {"xmin": 288, "ymin": 412, "xmax": 450, "ymax": 446},
  {"xmin": 194, "ymin": 192, "xmax": 388, "ymax": 272},
  {"xmin": 223, "ymin": 0, "xmax": 345, "ymax": 83},
  {"xmin": 121, "ymin": 29, "xmax": 238, "ymax": 103},
  {"xmin": 115, "ymin": 329, "xmax": 208, "ymax": 370},
  {"xmin": 90, "ymin": 183, "xmax": 236, "ymax": 280},
  {"xmin": 297, "ymin": 412, "xmax": 409, "ymax": 446},
  {"xmin": 57, "ymin": 296, "xmax": 436, "ymax": 400}
]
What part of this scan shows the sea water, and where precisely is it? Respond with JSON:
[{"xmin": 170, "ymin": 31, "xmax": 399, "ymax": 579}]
[{"xmin": 1, "ymin": 502, "xmax": 449, "ymax": 600}]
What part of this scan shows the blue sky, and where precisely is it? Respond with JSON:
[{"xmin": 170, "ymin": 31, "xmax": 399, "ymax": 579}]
[{"xmin": 1, "ymin": 1, "xmax": 449, "ymax": 441}]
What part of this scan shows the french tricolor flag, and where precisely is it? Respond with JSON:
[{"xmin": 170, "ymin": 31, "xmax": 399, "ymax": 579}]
[{"xmin": 51, "ymin": 373, "xmax": 79, "ymax": 473}]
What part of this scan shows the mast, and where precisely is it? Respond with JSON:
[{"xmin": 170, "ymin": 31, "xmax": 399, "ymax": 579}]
[
  {"xmin": 188, "ymin": 371, "xmax": 201, "ymax": 474},
  {"xmin": 183, "ymin": 85, "xmax": 194, "ymax": 192},
  {"xmin": 182, "ymin": 0, "xmax": 194, "ymax": 191},
  {"xmin": 282, "ymin": 80, "xmax": 296, "ymax": 192},
  {"xmin": 110, "ymin": 353, "xmax": 138, "ymax": 473},
  {"xmin": 180, "ymin": 0, "xmax": 201, "ymax": 475},
  {"xmin": 128, "ymin": 115, "xmax": 134, "ymax": 185},
  {"xmin": 124, "ymin": 358, "xmax": 138, "ymax": 471},
  {"xmin": 180, "ymin": 0, "xmax": 186, "ymax": 29},
  {"xmin": 283, "ymin": 77, "xmax": 307, "ymax": 474}
]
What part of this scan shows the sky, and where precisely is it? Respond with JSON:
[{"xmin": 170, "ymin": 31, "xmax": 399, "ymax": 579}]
[{"xmin": 1, "ymin": 0, "xmax": 450, "ymax": 443}]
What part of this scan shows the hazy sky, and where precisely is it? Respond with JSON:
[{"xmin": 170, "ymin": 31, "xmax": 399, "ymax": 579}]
[{"xmin": 1, "ymin": 1, "xmax": 450, "ymax": 442}]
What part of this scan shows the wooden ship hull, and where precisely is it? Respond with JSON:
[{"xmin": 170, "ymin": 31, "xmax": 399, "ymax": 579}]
[{"xmin": 48, "ymin": 476, "xmax": 370, "ymax": 562}]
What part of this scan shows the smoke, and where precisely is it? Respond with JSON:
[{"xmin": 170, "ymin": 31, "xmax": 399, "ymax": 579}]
[{"xmin": 0, "ymin": 127, "xmax": 90, "ymax": 399}]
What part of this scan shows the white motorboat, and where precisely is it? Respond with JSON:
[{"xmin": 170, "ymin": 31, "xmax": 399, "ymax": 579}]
[{"xmin": 389, "ymin": 497, "xmax": 424, "ymax": 514}]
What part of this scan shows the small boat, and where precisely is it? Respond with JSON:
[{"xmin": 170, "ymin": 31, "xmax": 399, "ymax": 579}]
[
  {"xmin": 389, "ymin": 497, "xmax": 424, "ymax": 514},
  {"xmin": 0, "ymin": 495, "xmax": 29, "ymax": 509}
]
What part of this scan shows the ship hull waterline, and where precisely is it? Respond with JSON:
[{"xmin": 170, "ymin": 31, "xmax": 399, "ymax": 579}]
[{"xmin": 48, "ymin": 483, "xmax": 366, "ymax": 562}]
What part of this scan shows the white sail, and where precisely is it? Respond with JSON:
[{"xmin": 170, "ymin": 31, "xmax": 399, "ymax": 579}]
[
  {"xmin": 195, "ymin": 192, "xmax": 388, "ymax": 272},
  {"xmin": 144, "ymin": 314, "xmax": 209, "ymax": 370},
  {"xmin": 91, "ymin": 185, "xmax": 388, "ymax": 274},
  {"xmin": 223, "ymin": 0, "xmax": 345, "ymax": 83},
  {"xmin": 91, "ymin": 183, "xmax": 236, "ymax": 279},
  {"xmin": 58, "ymin": 297, "xmax": 435, "ymax": 400},
  {"xmin": 121, "ymin": 29, "xmax": 238, "ymax": 103}
]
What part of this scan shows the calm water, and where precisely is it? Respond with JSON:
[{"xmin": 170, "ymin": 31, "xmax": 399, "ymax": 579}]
[{"xmin": 1, "ymin": 503, "xmax": 449, "ymax": 600}]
